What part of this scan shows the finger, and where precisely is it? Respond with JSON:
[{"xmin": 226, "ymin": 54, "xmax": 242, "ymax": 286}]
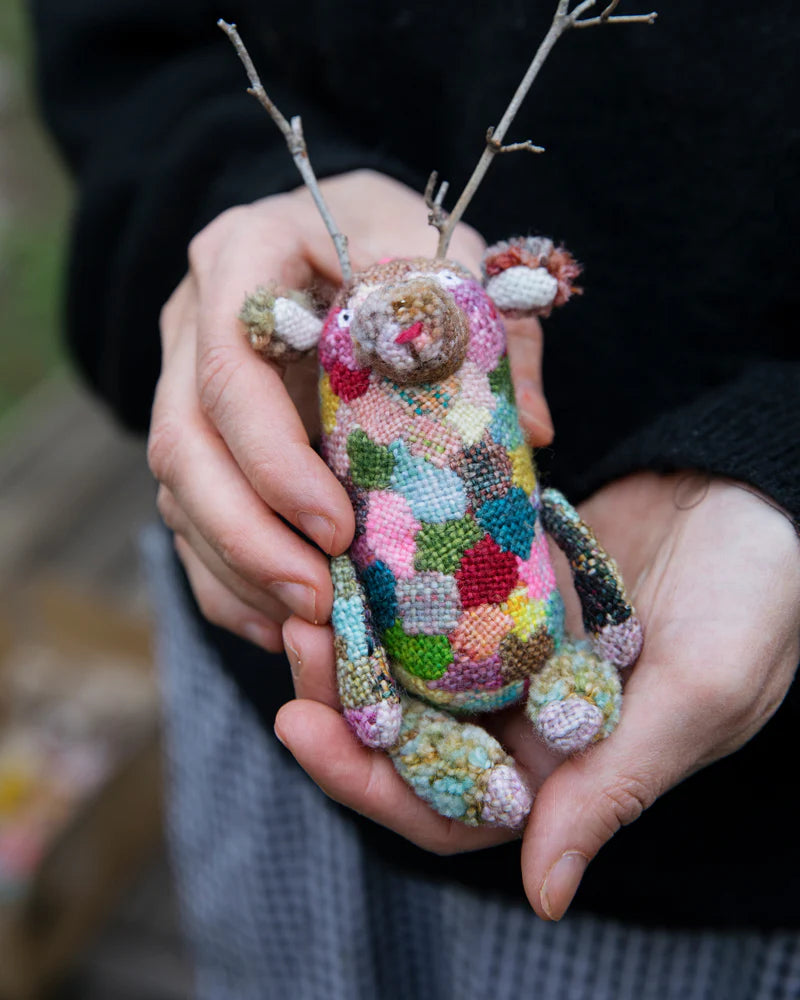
[
  {"xmin": 157, "ymin": 486, "xmax": 292, "ymax": 624},
  {"xmin": 174, "ymin": 534, "xmax": 284, "ymax": 652},
  {"xmin": 281, "ymin": 616, "xmax": 340, "ymax": 707},
  {"xmin": 504, "ymin": 315, "xmax": 554, "ymax": 447},
  {"xmin": 274, "ymin": 699, "xmax": 515, "ymax": 854},
  {"xmin": 149, "ymin": 330, "xmax": 335, "ymax": 623},
  {"xmin": 191, "ymin": 246, "xmax": 355, "ymax": 558},
  {"xmin": 519, "ymin": 622, "xmax": 749, "ymax": 923},
  {"xmin": 300, "ymin": 171, "xmax": 486, "ymax": 277}
]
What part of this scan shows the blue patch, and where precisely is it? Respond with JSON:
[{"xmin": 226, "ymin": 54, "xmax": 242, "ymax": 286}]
[
  {"xmin": 361, "ymin": 560, "xmax": 397, "ymax": 633},
  {"xmin": 489, "ymin": 395, "xmax": 524, "ymax": 450},
  {"xmin": 546, "ymin": 590, "xmax": 566, "ymax": 645},
  {"xmin": 331, "ymin": 594, "xmax": 369, "ymax": 661},
  {"xmin": 475, "ymin": 487, "xmax": 537, "ymax": 557},
  {"xmin": 389, "ymin": 441, "xmax": 467, "ymax": 523}
]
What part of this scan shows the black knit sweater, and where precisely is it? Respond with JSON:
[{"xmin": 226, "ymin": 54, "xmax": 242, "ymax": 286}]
[{"xmin": 31, "ymin": 0, "xmax": 800, "ymax": 928}]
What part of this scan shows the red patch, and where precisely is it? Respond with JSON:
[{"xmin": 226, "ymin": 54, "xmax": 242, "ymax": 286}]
[
  {"xmin": 330, "ymin": 362, "xmax": 371, "ymax": 401},
  {"xmin": 456, "ymin": 536, "xmax": 519, "ymax": 608}
]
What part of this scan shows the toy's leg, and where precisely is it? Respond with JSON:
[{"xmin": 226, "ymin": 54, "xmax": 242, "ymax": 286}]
[
  {"xmin": 389, "ymin": 694, "xmax": 532, "ymax": 829},
  {"xmin": 542, "ymin": 488, "xmax": 643, "ymax": 668},
  {"xmin": 331, "ymin": 555, "xmax": 402, "ymax": 749},
  {"xmin": 526, "ymin": 637, "xmax": 622, "ymax": 754}
]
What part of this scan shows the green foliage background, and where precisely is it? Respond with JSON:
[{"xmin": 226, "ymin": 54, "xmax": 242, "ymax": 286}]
[{"xmin": 0, "ymin": 0, "xmax": 72, "ymax": 415}]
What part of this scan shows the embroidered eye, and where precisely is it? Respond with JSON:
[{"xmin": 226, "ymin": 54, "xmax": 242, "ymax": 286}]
[
  {"xmin": 436, "ymin": 270, "xmax": 462, "ymax": 288},
  {"xmin": 337, "ymin": 308, "xmax": 354, "ymax": 328}
]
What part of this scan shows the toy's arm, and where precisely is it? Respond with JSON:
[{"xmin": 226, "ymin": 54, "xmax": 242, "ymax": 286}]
[
  {"xmin": 541, "ymin": 488, "xmax": 643, "ymax": 669},
  {"xmin": 239, "ymin": 287, "xmax": 323, "ymax": 364},
  {"xmin": 330, "ymin": 555, "xmax": 403, "ymax": 749}
]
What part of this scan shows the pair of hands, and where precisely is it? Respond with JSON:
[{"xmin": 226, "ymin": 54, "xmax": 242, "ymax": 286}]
[{"xmin": 149, "ymin": 170, "xmax": 800, "ymax": 921}]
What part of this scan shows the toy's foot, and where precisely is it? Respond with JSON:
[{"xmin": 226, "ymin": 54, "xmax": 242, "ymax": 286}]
[
  {"xmin": 536, "ymin": 697, "xmax": 604, "ymax": 753},
  {"xmin": 344, "ymin": 701, "xmax": 403, "ymax": 749},
  {"xmin": 526, "ymin": 638, "xmax": 622, "ymax": 754},
  {"xmin": 595, "ymin": 616, "xmax": 643, "ymax": 669},
  {"xmin": 390, "ymin": 695, "xmax": 532, "ymax": 829}
]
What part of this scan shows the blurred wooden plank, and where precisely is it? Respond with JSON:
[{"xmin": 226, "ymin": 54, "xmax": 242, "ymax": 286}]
[{"xmin": 0, "ymin": 376, "xmax": 191, "ymax": 1000}]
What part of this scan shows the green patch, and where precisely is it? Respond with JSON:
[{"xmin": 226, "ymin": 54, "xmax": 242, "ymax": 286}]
[
  {"xmin": 346, "ymin": 429, "xmax": 395, "ymax": 489},
  {"xmin": 383, "ymin": 622, "xmax": 453, "ymax": 679},
  {"xmin": 488, "ymin": 354, "xmax": 513, "ymax": 401},
  {"xmin": 414, "ymin": 516, "xmax": 484, "ymax": 574}
]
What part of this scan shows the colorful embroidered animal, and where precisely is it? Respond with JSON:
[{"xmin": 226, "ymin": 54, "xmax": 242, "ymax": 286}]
[
  {"xmin": 239, "ymin": 242, "xmax": 643, "ymax": 828},
  {"xmin": 220, "ymin": 1, "xmax": 654, "ymax": 827}
]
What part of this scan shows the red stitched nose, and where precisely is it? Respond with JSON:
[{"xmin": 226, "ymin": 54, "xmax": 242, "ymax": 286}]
[{"xmin": 395, "ymin": 321, "xmax": 424, "ymax": 345}]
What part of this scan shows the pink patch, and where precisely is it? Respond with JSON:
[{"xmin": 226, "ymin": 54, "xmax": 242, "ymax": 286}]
[
  {"xmin": 516, "ymin": 527, "xmax": 557, "ymax": 601},
  {"xmin": 330, "ymin": 361, "xmax": 371, "ymax": 402},
  {"xmin": 428, "ymin": 652, "xmax": 504, "ymax": 692},
  {"xmin": 322, "ymin": 405, "xmax": 356, "ymax": 479},
  {"xmin": 319, "ymin": 309, "xmax": 359, "ymax": 372},
  {"xmin": 454, "ymin": 281, "xmax": 506, "ymax": 373},
  {"xmin": 405, "ymin": 414, "xmax": 463, "ymax": 468},
  {"xmin": 364, "ymin": 492, "xmax": 420, "ymax": 579},
  {"xmin": 458, "ymin": 360, "xmax": 497, "ymax": 411},
  {"xmin": 350, "ymin": 387, "xmax": 408, "ymax": 445}
]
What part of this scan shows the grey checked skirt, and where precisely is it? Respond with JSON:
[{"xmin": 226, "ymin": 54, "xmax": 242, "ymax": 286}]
[{"xmin": 143, "ymin": 527, "xmax": 800, "ymax": 1000}]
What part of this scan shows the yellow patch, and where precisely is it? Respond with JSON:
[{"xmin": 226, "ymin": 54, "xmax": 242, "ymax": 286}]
[
  {"xmin": 503, "ymin": 586, "xmax": 547, "ymax": 640},
  {"xmin": 509, "ymin": 444, "xmax": 537, "ymax": 496},
  {"xmin": 445, "ymin": 400, "xmax": 492, "ymax": 446},
  {"xmin": 319, "ymin": 372, "xmax": 340, "ymax": 434}
]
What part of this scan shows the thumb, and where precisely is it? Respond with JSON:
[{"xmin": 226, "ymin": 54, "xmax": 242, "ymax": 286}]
[
  {"xmin": 521, "ymin": 680, "xmax": 693, "ymax": 921},
  {"xmin": 504, "ymin": 315, "xmax": 554, "ymax": 447}
]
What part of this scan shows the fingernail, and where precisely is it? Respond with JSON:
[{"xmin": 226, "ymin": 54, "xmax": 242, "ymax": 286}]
[
  {"xmin": 269, "ymin": 582, "xmax": 317, "ymax": 622},
  {"xmin": 242, "ymin": 621, "xmax": 275, "ymax": 650},
  {"xmin": 285, "ymin": 636, "xmax": 301, "ymax": 682},
  {"xmin": 540, "ymin": 851, "xmax": 589, "ymax": 921},
  {"xmin": 298, "ymin": 511, "xmax": 336, "ymax": 553},
  {"xmin": 273, "ymin": 724, "xmax": 288, "ymax": 748}
]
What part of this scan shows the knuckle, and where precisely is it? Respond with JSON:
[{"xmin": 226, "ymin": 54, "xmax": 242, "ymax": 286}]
[
  {"xmin": 215, "ymin": 526, "xmax": 261, "ymax": 579},
  {"xmin": 155, "ymin": 486, "xmax": 180, "ymax": 530},
  {"xmin": 188, "ymin": 206, "xmax": 247, "ymax": 271},
  {"xmin": 197, "ymin": 344, "xmax": 245, "ymax": 422},
  {"xmin": 596, "ymin": 773, "xmax": 653, "ymax": 835},
  {"xmin": 690, "ymin": 663, "xmax": 753, "ymax": 726},
  {"xmin": 146, "ymin": 413, "xmax": 182, "ymax": 484}
]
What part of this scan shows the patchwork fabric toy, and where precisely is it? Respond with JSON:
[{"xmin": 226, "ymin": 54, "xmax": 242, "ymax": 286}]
[{"xmin": 220, "ymin": 0, "xmax": 654, "ymax": 828}]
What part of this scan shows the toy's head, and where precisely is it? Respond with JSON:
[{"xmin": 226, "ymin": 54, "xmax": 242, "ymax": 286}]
[{"xmin": 312, "ymin": 241, "xmax": 581, "ymax": 386}]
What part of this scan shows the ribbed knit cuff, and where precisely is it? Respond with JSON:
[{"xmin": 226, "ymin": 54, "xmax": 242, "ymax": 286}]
[{"xmin": 576, "ymin": 361, "xmax": 800, "ymax": 524}]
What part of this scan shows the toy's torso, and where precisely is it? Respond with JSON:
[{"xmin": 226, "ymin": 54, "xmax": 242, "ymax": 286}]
[{"xmin": 319, "ymin": 262, "xmax": 565, "ymax": 714}]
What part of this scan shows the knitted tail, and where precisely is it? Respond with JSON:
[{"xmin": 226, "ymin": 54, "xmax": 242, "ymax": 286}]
[{"xmin": 389, "ymin": 694, "xmax": 533, "ymax": 829}]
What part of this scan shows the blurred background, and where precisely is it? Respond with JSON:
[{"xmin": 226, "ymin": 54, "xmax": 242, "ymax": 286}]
[{"xmin": 1, "ymin": 2, "xmax": 191, "ymax": 996}]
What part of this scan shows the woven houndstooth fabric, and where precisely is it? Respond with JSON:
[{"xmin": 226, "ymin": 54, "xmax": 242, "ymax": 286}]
[{"xmin": 143, "ymin": 525, "xmax": 800, "ymax": 1000}]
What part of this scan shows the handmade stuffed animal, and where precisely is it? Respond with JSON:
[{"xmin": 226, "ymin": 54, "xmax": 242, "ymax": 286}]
[
  {"xmin": 220, "ymin": 0, "xmax": 654, "ymax": 828},
  {"xmin": 239, "ymin": 241, "xmax": 643, "ymax": 828}
]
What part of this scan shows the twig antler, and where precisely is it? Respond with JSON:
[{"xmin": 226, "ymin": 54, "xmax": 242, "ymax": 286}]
[
  {"xmin": 218, "ymin": 19, "xmax": 353, "ymax": 282},
  {"xmin": 431, "ymin": 0, "xmax": 656, "ymax": 259}
]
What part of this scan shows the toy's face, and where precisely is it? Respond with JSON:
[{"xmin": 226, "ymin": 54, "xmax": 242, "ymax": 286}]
[{"xmin": 330, "ymin": 258, "xmax": 477, "ymax": 385}]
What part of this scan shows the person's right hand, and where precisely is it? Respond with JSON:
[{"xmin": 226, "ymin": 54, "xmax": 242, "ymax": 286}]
[{"xmin": 147, "ymin": 170, "xmax": 487, "ymax": 652}]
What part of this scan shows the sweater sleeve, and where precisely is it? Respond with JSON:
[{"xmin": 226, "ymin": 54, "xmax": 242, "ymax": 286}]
[
  {"xmin": 29, "ymin": 0, "xmax": 420, "ymax": 432},
  {"xmin": 574, "ymin": 361, "xmax": 800, "ymax": 526}
]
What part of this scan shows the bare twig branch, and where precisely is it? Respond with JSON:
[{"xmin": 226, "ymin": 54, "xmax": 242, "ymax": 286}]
[
  {"xmin": 218, "ymin": 19, "xmax": 352, "ymax": 281},
  {"xmin": 486, "ymin": 127, "xmax": 545, "ymax": 154},
  {"xmin": 424, "ymin": 170, "xmax": 450, "ymax": 232},
  {"xmin": 433, "ymin": 0, "xmax": 657, "ymax": 258}
]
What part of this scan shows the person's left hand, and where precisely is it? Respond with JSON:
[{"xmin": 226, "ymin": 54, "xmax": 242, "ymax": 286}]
[{"xmin": 275, "ymin": 471, "xmax": 800, "ymax": 901}]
